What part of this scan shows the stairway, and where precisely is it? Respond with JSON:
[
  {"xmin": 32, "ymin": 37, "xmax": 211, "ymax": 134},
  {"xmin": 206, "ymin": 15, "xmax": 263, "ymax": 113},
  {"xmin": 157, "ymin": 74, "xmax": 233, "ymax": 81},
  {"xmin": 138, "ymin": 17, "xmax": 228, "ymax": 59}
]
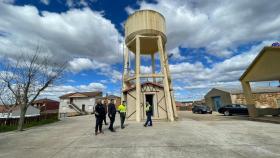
[{"xmin": 68, "ymin": 102, "xmax": 87, "ymax": 115}]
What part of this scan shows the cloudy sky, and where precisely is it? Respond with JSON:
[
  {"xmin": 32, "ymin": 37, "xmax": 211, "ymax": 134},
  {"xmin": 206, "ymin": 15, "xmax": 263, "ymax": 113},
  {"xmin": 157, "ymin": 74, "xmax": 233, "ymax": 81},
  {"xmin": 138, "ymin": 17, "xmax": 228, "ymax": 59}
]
[{"xmin": 0, "ymin": 0, "xmax": 279, "ymax": 101}]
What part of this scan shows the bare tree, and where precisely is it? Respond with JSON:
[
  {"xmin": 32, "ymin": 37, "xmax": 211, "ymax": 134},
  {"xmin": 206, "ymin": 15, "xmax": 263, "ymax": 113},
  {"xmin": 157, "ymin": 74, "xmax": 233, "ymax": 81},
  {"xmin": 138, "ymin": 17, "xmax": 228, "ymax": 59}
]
[
  {"xmin": 0, "ymin": 82, "xmax": 19, "ymax": 124},
  {"xmin": 0, "ymin": 46, "xmax": 67, "ymax": 131}
]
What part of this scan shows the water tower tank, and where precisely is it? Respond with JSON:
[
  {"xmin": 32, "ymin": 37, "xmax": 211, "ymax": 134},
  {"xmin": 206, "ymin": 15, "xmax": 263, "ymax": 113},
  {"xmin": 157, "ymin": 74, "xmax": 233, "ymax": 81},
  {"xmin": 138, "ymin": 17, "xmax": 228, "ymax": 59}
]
[{"xmin": 124, "ymin": 10, "xmax": 167, "ymax": 54}]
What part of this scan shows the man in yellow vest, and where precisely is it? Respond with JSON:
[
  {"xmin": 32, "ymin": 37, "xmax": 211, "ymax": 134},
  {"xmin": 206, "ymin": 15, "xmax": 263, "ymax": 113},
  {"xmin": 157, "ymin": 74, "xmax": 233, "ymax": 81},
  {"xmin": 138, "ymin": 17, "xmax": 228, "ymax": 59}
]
[
  {"xmin": 144, "ymin": 102, "xmax": 153, "ymax": 127},
  {"xmin": 118, "ymin": 101, "xmax": 127, "ymax": 129}
]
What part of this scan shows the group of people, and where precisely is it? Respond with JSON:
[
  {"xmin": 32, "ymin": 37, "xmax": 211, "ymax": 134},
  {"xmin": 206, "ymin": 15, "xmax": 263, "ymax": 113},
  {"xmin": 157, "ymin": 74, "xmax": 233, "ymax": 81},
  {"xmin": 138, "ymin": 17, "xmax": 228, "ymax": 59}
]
[
  {"xmin": 94, "ymin": 99, "xmax": 126, "ymax": 135},
  {"xmin": 94, "ymin": 99, "xmax": 153, "ymax": 136}
]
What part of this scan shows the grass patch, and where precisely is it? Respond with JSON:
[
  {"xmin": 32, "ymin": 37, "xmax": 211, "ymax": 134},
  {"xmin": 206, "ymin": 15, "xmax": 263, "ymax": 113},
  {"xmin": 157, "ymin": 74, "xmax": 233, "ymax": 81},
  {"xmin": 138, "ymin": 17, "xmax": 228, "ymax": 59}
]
[{"xmin": 0, "ymin": 118, "xmax": 59, "ymax": 133}]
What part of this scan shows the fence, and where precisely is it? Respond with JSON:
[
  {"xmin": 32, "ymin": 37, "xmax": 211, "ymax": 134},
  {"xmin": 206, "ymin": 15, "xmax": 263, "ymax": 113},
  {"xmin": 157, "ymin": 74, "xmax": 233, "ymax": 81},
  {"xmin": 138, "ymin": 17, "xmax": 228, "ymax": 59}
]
[{"xmin": 0, "ymin": 113, "xmax": 58, "ymax": 126}]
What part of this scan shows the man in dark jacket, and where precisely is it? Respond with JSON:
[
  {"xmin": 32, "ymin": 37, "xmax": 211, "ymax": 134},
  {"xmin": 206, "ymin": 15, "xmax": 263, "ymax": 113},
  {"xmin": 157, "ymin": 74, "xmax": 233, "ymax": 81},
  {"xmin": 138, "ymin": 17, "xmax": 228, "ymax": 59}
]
[
  {"xmin": 144, "ymin": 102, "xmax": 153, "ymax": 127},
  {"xmin": 107, "ymin": 99, "xmax": 117, "ymax": 132},
  {"xmin": 94, "ymin": 100, "xmax": 106, "ymax": 135},
  {"xmin": 103, "ymin": 102, "xmax": 108, "ymax": 125}
]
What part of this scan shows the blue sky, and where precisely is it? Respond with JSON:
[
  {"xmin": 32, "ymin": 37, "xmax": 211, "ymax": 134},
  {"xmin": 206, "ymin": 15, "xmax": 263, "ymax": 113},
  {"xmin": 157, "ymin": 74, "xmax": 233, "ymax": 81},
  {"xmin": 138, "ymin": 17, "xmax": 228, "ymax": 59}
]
[{"xmin": 0, "ymin": 0, "xmax": 279, "ymax": 101}]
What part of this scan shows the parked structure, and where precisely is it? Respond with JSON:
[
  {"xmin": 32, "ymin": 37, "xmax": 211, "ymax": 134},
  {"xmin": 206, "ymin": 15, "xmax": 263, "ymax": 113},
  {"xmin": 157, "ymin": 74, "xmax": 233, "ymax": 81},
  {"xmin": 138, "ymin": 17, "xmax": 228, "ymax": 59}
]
[
  {"xmin": 0, "ymin": 105, "xmax": 40, "ymax": 118},
  {"xmin": 205, "ymin": 87, "xmax": 280, "ymax": 111},
  {"xmin": 59, "ymin": 91, "xmax": 102, "ymax": 117},
  {"xmin": 33, "ymin": 98, "xmax": 59, "ymax": 114},
  {"xmin": 240, "ymin": 46, "xmax": 280, "ymax": 117},
  {"xmin": 122, "ymin": 10, "xmax": 177, "ymax": 122}
]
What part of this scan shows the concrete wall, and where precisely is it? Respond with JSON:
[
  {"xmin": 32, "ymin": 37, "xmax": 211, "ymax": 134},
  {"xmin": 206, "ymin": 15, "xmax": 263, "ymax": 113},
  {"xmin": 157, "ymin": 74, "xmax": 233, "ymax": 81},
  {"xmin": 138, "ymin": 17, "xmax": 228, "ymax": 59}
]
[
  {"xmin": 205, "ymin": 89, "xmax": 233, "ymax": 111},
  {"xmin": 126, "ymin": 85, "xmax": 168, "ymax": 121},
  {"xmin": 231, "ymin": 92, "xmax": 280, "ymax": 108}
]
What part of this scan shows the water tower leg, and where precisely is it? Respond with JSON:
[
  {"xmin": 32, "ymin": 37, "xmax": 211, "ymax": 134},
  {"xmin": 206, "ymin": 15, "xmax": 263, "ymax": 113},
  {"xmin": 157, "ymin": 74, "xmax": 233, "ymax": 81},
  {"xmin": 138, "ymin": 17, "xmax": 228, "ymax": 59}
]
[
  {"xmin": 157, "ymin": 36, "xmax": 174, "ymax": 121},
  {"xmin": 135, "ymin": 36, "xmax": 141, "ymax": 122},
  {"xmin": 163, "ymin": 48, "xmax": 178, "ymax": 119},
  {"xmin": 121, "ymin": 46, "xmax": 129, "ymax": 102},
  {"xmin": 151, "ymin": 53, "xmax": 156, "ymax": 83}
]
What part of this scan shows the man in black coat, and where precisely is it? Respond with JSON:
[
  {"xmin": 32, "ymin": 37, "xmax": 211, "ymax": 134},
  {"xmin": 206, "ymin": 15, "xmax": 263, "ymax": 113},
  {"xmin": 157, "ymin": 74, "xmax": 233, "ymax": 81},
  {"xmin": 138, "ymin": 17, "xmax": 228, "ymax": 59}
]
[
  {"xmin": 107, "ymin": 99, "xmax": 117, "ymax": 132},
  {"xmin": 94, "ymin": 100, "xmax": 106, "ymax": 135},
  {"xmin": 103, "ymin": 103, "xmax": 108, "ymax": 125}
]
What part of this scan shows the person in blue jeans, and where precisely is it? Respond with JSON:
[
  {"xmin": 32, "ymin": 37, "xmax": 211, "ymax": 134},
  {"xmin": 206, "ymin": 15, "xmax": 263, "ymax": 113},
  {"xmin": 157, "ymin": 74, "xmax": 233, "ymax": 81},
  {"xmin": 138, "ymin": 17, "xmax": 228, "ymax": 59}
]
[{"xmin": 144, "ymin": 102, "xmax": 153, "ymax": 127}]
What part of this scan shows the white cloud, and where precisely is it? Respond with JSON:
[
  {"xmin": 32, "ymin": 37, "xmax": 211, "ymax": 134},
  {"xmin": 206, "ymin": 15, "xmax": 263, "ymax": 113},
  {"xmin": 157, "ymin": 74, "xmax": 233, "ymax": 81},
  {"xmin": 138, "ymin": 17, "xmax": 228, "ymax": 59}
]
[
  {"xmin": 168, "ymin": 47, "xmax": 186, "ymax": 61},
  {"xmin": 41, "ymin": 82, "xmax": 106, "ymax": 100},
  {"xmin": 66, "ymin": 0, "xmax": 97, "ymax": 7},
  {"xmin": 0, "ymin": 3, "xmax": 122, "ymax": 70},
  {"xmin": 169, "ymin": 40, "xmax": 273, "ymax": 88},
  {"xmin": 140, "ymin": 65, "xmax": 152, "ymax": 74},
  {"xmin": 128, "ymin": 0, "xmax": 280, "ymax": 57},
  {"xmin": 98, "ymin": 68, "xmax": 122, "ymax": 83},
  {"xmin": 40, "ymin": 0, "xmax": 49, "ymax": 5},
  {"xmin": 68, "ymin": 57, "xmax": 109, "ymax": 72}
]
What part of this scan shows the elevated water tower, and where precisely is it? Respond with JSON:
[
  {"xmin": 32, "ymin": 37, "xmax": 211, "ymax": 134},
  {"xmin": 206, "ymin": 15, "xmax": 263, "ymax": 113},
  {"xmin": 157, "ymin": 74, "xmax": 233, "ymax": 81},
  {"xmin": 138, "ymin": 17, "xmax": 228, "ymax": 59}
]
[{"xmin": 122, "ymin": 10, "xmax": 177, "ymax": 122}]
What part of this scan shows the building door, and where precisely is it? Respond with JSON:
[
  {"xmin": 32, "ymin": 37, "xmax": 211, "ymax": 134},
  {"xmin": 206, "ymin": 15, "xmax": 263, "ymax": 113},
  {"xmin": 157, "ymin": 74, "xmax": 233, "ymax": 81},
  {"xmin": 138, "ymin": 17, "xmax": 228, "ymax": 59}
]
[
  {"xmin": 82, "ymin": 104, "xmax": 85, "ymax": 112},
  {"xmin": 213, "ymin": 96, "xmax": 222, "ymax": 111},
  {"xmin": 70, "ymin": 98, "xmax": 73, "ymax": 104},
  {"xmin": 145, "ymin": 94, "xmax": 154, "ymax": 116}
]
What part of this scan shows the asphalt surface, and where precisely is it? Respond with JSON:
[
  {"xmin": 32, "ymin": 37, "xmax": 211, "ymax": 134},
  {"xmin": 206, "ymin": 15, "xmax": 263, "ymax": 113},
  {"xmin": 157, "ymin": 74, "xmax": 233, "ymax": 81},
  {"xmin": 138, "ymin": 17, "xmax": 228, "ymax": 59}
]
[{"xmin": 0, "ymin": 111, "xmax": 279, "ymax": 158}]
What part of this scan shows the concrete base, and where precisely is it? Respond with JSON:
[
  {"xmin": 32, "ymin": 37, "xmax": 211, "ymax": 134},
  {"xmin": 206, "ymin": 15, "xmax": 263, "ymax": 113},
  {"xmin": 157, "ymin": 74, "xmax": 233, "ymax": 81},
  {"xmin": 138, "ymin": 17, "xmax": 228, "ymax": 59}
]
[{"xmin": 1, "ymin": 112, "xmax": 280, "ymax": 158}]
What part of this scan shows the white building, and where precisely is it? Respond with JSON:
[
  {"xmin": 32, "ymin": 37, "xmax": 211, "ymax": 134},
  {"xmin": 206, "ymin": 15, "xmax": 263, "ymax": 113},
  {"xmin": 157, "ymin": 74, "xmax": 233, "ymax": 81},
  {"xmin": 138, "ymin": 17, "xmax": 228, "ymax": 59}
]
[
  {"xmin": 0, "ymin": 105, "xmax": 40, "ymax": 118},
  {"xmin": 59, "ymin": 91, "xmax": 102, "ymax": 117}
]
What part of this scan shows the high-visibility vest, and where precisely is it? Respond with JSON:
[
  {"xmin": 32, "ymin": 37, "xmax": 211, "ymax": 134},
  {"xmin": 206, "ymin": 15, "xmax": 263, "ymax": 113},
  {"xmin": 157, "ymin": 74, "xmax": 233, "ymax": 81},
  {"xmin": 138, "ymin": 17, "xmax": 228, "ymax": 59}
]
[
  {"xmin": 145, "ymin": 104, "xmax": 151, "ymax": 112},
  {"xmin": 118, "ymin": 104, "xmax": 126, "ymax": 113}
]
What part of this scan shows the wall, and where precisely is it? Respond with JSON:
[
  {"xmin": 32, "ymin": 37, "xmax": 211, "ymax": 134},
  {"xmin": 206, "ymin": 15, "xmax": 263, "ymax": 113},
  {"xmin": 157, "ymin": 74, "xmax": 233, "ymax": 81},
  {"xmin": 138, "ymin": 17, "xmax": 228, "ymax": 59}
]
[
  {"xmin": 72, "ymin": 97, "xmax": 95, "ymax": 112},
  {"xmin": 59, "ymin": 97, "xmax": 96, "ymax": 115},
  {"xmin": 232, "ymin": 92, "xmax": 280, "ymax": 108}
]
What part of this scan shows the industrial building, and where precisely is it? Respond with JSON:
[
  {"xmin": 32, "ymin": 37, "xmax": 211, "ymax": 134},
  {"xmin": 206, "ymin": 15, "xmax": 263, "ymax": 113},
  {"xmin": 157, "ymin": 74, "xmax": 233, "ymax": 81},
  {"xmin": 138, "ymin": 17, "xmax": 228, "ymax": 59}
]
[{"xmin": 205, "ymin": 87, "xmax": 280, "ymax": 111}]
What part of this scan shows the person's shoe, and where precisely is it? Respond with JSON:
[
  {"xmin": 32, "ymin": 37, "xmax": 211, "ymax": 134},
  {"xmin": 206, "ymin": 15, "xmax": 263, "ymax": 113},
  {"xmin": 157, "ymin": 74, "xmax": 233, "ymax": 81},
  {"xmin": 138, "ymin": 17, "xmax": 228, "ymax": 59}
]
[
  {"xmin": 144, "ymin": 124, "xmax": 147, "ymax": 127},
  {"xmin": 111, "ymin": 129, "xmax": 116, "ymax": 132},
  {"xmin": 100, "ymin": 130, "xmax": 104, "ymax": 134},
  {"xmin": 121, "ymin": 126, "xmax": 125, "ymax": 129},
  {"xmin": 105, "ymin": 123, "xmax": 108, "ymax": 125},
  {"xmin": 95, "ymin": 132, "xmax": 98, "ymax": 135}
]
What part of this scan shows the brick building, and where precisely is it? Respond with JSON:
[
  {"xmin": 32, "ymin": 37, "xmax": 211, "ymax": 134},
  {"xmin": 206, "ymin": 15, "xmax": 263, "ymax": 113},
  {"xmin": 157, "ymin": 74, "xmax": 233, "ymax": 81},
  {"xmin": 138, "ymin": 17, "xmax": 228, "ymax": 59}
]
[
  {"xmin": 205, "ymin": 87, "xmax": 280, "ymax": 111},
  {"xmin": 33, "ymin": 98, "xmax": 59, "ymax": 114}
]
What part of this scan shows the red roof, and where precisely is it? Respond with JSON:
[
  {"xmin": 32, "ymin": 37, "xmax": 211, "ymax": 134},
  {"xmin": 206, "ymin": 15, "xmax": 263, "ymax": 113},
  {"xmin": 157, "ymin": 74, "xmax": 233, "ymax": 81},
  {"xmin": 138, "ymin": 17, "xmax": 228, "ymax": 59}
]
[
  {"xmin": 176, "ymin": 101, "xmax": 184, "ymax": 107},
  {"xmin": 33, "ymin": 98, "xmax": 59, "ymax": 104},
  {"xmin": 59, "ymin": 91, "xmax": 102, "ymax": 99}
]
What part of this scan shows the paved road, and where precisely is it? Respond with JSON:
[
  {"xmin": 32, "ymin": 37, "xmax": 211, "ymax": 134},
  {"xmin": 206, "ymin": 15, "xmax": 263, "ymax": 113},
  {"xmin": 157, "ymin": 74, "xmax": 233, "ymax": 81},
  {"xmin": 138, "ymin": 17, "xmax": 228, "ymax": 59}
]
[{"xmin": 0, "ymin": 111, "xmax": 280, "ymax": 158}]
